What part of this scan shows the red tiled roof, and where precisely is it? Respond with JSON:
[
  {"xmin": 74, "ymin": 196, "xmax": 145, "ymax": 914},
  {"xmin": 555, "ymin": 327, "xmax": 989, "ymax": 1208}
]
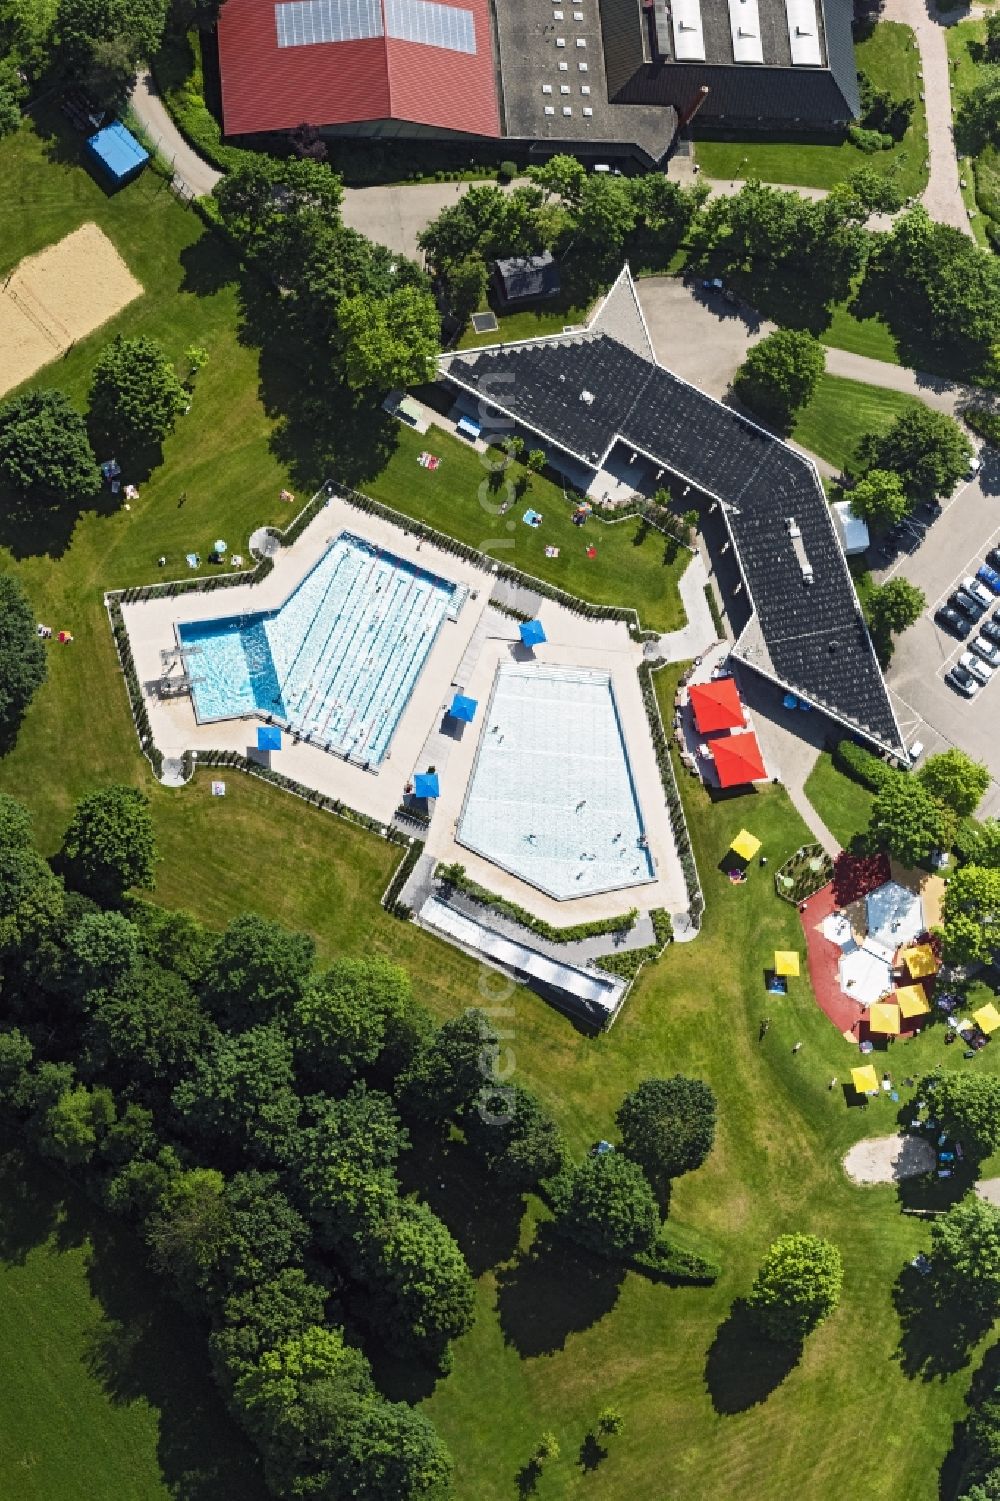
[
  {"xmin": 711, "ymin": 731, "xmax": 767, "ymax": 788},
  {"xmin": 688, "ymin": 677, "xmax": 744, "ymax": 734},
  {"xmin": 217, "ymin": 0, "xmax": 501, "ymax": 138}
]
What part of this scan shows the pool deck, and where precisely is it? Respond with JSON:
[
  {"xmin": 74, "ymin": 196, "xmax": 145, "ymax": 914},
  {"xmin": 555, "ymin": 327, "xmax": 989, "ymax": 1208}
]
[{"xmin": 119, "ymin": 497, "xmax": 688, "ymax": 923}]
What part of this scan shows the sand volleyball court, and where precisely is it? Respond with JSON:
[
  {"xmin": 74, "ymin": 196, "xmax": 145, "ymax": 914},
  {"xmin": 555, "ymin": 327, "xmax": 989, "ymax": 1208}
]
[{"xmin": 0, "ymin": 223, "xmax": 143, "ymax": 396}]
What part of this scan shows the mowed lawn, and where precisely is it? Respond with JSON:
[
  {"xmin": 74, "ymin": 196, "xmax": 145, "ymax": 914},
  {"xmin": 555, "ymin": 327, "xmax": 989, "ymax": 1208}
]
[
  {"xmin": 792, "ymin": 374, "xmax": 927, "ymax": 473},
  {"xmin": 417, "ymin": 666, "xmax": 999, "ymax": 1499},
  {"xmin": 364, "ymin": 422, "xmax": 690, "ymax": 632},
  {"xmin": 1, "ymin": 115, "xmax": 998, "ymax": 1501},
  {"xmin": 695, "ymin": 23, "xmax": 929, "ymax": 197},
  {"xmin": 804, "ymin": 751, "xmax": 876, "ymax": 849},
  {"xmin": 0, "ymin": 1143, "xmax": 266, "ymax": 1501}
]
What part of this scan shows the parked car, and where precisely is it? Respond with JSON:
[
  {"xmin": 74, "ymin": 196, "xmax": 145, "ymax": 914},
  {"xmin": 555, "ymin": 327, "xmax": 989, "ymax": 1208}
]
[
  {"xmin": 936, "ymin": 605, "xmax": 972, "ymax": 639},
  {"xmin": 960, "ymin": 650, "xmax": 993, "ymax": 685},
  {"xmin": 702, "ymin": 278, "xmax": 724, "ymax": 292},
  {"xmin": 971, "ymin": 634, "xmax": 1000, "ymax": 665},
  {"xmin": 977, "ymin": 564, "xmax": 1000, "ymax": 593},
  {"xmin": 962, "ymin": 575, "xmax": 994, "ymax": 608},
  {"xmin": 952, "ymin": 588, "xmax": 987, "ymax": 620},
  {"xmin": 987, "ymin": 547, "xmax": 1000, "ymax": 572},
  {"xmin": 966, "ymin": 453, "xmax": 982, "ymax": 480},
  {"xmin": 981, "ymin": 617, "xmax": 1000, "ymax": 646},
  {"xmin": 947, "ymin": 663, "xmax": 980, "ymax": 697},
  {"xmin": 908, "ymin": 741, "xmax": 924, "ymax": 762}
]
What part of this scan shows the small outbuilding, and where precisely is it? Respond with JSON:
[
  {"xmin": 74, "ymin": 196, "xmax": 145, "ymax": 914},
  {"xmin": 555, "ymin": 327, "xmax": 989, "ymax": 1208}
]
[
  {"xmin": 491, "ymin": 253, "xmax": 561, "ymax": 307},
  {"xmin": 832, "ymin": 500, "xmax": 871, "ymax": 557},
  {"xmin": 85, "ymin": 122, "xmax": 150, "ymax": 187}
]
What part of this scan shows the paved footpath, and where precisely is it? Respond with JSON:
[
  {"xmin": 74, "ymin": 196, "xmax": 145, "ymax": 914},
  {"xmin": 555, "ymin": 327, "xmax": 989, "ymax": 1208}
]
[
  {"xmin": 882, "ymin": 0, "xmax": 972, "ymax": 236},
  {"xmin": 130, "ymin": 72, "xmax": 222, "ymax": 197}
]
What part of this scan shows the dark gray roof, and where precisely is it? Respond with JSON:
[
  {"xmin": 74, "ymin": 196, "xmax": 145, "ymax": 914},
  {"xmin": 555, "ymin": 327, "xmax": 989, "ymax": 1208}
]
[
  {"xmin": 598, "ymin": 0, "xmax": 859, "ymax": 126},
  {"xmin": 439, "ymin": 272, "xmax": 902, "ymax": 754},
  {"xmin": 493, "ymin": 254, "xmax": 561, "ymax": 301}
]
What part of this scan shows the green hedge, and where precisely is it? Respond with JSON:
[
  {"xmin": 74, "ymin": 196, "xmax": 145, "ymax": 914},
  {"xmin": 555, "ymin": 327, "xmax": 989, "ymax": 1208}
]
[
  {"xmin": 629, "ymin": 1236, "xmax": 722, "ymax": 1284},
  {"xmin": 832, "ymin": 738, "xmax": 896, "ymax": 792},
  {"xmin": 382, "ymin": 838, "xmax": 423, "ymax": 917},
  {"xmin": 965, "ymin": 405, "xmax": 1000, "ymax": 448},
  {"xmin": 436, "ymin": 863, "xmax": 638, "ymax": 942},
  {"xmin": 639, "ymin": 664, "xmax": 704, "ymax": 922},
  {"xmin": 595, "ymin": 945, "xmax": 659, "ymax": 979}
]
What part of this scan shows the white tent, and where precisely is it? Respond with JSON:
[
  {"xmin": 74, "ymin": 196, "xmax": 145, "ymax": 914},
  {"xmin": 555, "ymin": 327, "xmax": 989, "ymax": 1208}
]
[
  {"xmin": 839, "ymin": 942, "xmax": 893, "ymax": 1007},
  {"xmin": 866, "ymin": 881, "xmax": 924, "ymax": 950},
  {"xmin": 822, "ymin": 911, "xmax": 854, "ymax": 948}
]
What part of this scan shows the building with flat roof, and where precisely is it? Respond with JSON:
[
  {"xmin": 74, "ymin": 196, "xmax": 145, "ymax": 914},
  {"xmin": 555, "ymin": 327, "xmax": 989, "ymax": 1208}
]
[
  {"xmin": 216, "ymin": 0, "xmax": 859, "ymax": 162},
  {"xmin": 438, "ymin": 267, "xmax": 904, "ymax": 758}
]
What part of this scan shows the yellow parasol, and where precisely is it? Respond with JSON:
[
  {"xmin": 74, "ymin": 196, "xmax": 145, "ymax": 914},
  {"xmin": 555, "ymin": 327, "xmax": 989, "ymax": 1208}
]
[
  {"xmin": 895, "ymin": 984, "xmax": 931, "ymax": 1019},
  {"xmin": 774, "ymin": 951, "xmax": 800, "ymax": 977},
  {"xmin": 851, "ymin": 1064, "xmax": 879, "ymax": 1094},
  {"xmin": 868, "ymin": 1001, "xmax": 901, "ymax": 1035},
  {"xmin": 730, "ymin": 829, "xmax": 761, "ymax": 862},
  {"xmin": 900, "ymin": 943, "xmax": 938, "ymax": 979},
  {"xmin": 973, "ymin": 1003, "xmax": 1000, "ymax": 1035}
]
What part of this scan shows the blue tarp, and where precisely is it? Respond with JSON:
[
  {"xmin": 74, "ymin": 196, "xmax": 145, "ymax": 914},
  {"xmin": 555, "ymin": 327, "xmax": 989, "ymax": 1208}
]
[
  {"xmin": 456, "ymin": 416, "xmax": 481, "ymax": 440},
  {"xmin": 414, "ymin": 771, "xmax": 440, "ymax": 799},
  {"xmin": 783, "ymin": 693, "xmax": 799, "ymax": 709},
  {"xmin": 85, "ymin": 122, "xmax": 149, "ymax": 185},
  {"xmin": 519, "ymin": 619, "xmax": 546, "ymax": 647},
  {"xmin": 450, "ymin": 693, "xmax": 478, "ymax": 722},
  {"xmin": 257, "ymin": 725, "xmax": 282, "ymax": 752}
]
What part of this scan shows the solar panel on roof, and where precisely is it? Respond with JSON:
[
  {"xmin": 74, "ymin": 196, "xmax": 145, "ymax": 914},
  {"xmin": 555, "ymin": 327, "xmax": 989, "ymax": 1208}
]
[
  {"xmin": 275, "ymin": 0, "xmax": 382, "ymax": 46},
  {"xmin": 385, "ymin": 0, "xmax": 476, "ymax": 49}
]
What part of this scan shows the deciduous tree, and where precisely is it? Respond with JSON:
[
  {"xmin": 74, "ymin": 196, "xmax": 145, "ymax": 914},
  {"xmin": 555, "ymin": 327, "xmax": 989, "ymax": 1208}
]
[
  {"xmin": 0, "ymin": 574, "xmax": 46, "ymax": 740},
  {"xmin": 732, "ymin": 328, "xmax": 825, "ymax": 427},
  {"xmin": 856, "ymin": 404, "xmax": 972, "ymax": 500},
  {"xmin": 616, "ymin": 1075, "xmax": 717, "ymax": 1186},
  {"xmin": 928, "ymin": 1195, "xmax": 1000, "ymax": 1315},
  {"xmin": 551, "ymin": 1151, "xmax": 659, "ymax": 1258},
  {"xmin": 746, "ymin": 1232, "xmax": 843, "ymax": 1343},
  {"xmin": 943, "ymin": 865, "xmax": 1000, "ymax": 963},
  {"xmin": 0, "ymin": 389, "xmax": 99, "ymax": 501},
  {"xmin": 199, "ymin": 912, "xmax": 314, "ymax": 1030},
  {"xmin": 60, "ymin": 784, "xmax": 156, "ymax": 902},
  {"xmin": 846, "ymin": 468, "xmax": 909, "ymax": 526},
  {"xmin": 337, "ymin": 286, "xmax": 440, "ymax": 392},
  {"xmin": 463, "ymin": 1081, "xmax": 567, "ymax": 1189},
  {"xmin": 867, "ymin": 577, "xmax": 926, "ymax": 643},
  {"xmin": 90, "ymin": 335, "xmax": 187, "ymax": 446},
  {"xmin": 920, "ymin": 1073, "xmax": 1000, "ymax": 1158},
  {"xmin": 868, "ymin": 775, "xmax": 953, "ymax": 865},
  {"xmin": 918, "ymin": 748, "xmax": 990, "ymax": 818}
]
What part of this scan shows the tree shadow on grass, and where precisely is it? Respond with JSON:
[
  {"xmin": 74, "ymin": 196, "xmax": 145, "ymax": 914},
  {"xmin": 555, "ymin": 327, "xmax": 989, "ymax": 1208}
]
[
  {"xmin": 495, "ymin": 1225, "xmax": 625, "ymax": 1358},
  {"xmin": 0, "ymin": 1140, "xmax": 266, "ymax": 1501},
  {"xmin": 179, "ymin": 235, "xmax": 239, "ymax": 299},
  {"xmin": 0, "ymin": 481, "xmax": 121, "ymax": 561},
  {"xmin": 396, "ymin": 1130, "xmax": 525, "ymax": 1277},
  {"xmin": 704, "ymin": 1300, "xmax": 801, "ymax": 1414},
  {"xmin": 892, "ymin": 1265, "xmax": 993, "ymax": 1381},
  {"xmin": 936, "ymin": 1341, "xmax": 1000, "ymax": 1501}
]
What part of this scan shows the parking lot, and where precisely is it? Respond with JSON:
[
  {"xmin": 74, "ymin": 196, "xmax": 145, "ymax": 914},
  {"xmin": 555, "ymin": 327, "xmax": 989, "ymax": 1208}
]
[{"xmin": 878, "ymin": 450, "xmax": 1000, "ymax": 816}]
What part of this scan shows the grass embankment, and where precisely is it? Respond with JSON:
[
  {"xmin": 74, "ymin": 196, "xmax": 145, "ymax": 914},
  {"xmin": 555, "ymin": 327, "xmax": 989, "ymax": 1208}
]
[
  {"xmin": 804, "ymin": 751, "xmax": 877, "ymax": 849},
  {"xmin": 945, "ymin": 16, "xmax": 1000, "ymax": 248},
  {"xmin": 792, "ymin": 374, "xmax": 928, "ymax": 472},
  {"xmin": 0, "ymin": 1142, "xmax": 265, "ymax": 1501},
  {"xmin": 2, "ymin": 114, "xmax": 998, "ymax": 1501},
  {"xmin": 695, "ymin": 23, "xmax": 929, "ymax": 198},
  {"xmin": 364, "ymin": 423, "xmax": 690, "ymax": 632}
]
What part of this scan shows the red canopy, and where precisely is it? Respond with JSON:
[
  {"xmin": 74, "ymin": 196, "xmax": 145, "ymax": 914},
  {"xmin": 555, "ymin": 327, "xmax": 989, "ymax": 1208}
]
[
  {"xmin": 711, "ymin": 731, "xmax": 767, "ymax": 788},
  {"xmin": 689, "ymin": 677, "xmax": 744, "ymax": 734}
]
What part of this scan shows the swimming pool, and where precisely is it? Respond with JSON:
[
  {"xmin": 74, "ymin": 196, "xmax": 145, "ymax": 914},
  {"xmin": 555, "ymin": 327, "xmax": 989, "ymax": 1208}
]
[
  {"xmin": 457, "ymin": 664, "xmax": 654, "ymax": 900},
  {"xmin": 177, "ymin": 532, "xmax": 464, "ymax": 768}
]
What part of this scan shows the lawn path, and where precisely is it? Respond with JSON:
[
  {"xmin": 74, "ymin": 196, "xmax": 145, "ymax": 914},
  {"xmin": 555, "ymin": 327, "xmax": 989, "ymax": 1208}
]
[{"xmin": 881, "ymin": 0, "xmax": 973, "ymax": 235}]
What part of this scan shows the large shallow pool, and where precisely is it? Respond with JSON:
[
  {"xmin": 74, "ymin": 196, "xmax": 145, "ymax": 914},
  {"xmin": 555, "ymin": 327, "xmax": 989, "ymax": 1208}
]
[
  {"xmin": 177, "ymin": 532, "xmax": 463, "ymax": 768},
  {"xmin": 457, "ymin": 664, "xmax": 654, "ymax": 900}
]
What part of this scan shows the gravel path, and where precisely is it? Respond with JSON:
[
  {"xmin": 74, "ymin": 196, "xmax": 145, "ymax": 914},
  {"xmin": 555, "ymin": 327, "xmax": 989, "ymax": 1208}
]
[
  {"xmin": 129, "ymin": 72, "xmax": 222, "ymax": 198},
  {"xmin": 976, "ymin": 1177, "xmax": 1000, "ymax": 1206},
  {"xmin": 881, "ymin": 0, "xmax": 973, "ymax": 236},
  {"xmin": 843, "ymin": 1132, "xmax": 937, "ymax": 1184}
]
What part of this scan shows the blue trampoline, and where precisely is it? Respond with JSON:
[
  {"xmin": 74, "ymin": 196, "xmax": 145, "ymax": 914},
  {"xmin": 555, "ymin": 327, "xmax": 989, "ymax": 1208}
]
[
  {"xmin": 257, "ymin": 725, "xmax": 282, "ymax": 752},
  {"xmin": 414, "ymin": 771, "xmax": 440, "ymax": 799},
  {"xmin": 450, "ymin": 693, "xmax": 478, "ymax": 723},
  {"xmin": 85, "ymin": 122, "xmax": 149, "ymax": 186},
  {"xmin": 519, "ymin": 619, "xmax": 546, "ymax": 648}
]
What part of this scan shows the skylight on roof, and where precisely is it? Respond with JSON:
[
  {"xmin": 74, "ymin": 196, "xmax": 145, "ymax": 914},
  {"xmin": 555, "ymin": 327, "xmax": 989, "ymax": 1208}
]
[
  {"xmin": 275, "ymin": 0, "xmax": 382, "ymax": 47},
  {"xmin": 728, "ymin": 0, "xmax": 763, "ymax": 62},
  {"xmin": 384, "ymin": 0, "xmax": 476, "ymax": 52},
  {"xmin": 785, "ymin": 0, "xmax": 822, "ymax": 64},
  {"xmin": 671, "ymin": 0, "xmax": 705, "ymax": 59}
]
